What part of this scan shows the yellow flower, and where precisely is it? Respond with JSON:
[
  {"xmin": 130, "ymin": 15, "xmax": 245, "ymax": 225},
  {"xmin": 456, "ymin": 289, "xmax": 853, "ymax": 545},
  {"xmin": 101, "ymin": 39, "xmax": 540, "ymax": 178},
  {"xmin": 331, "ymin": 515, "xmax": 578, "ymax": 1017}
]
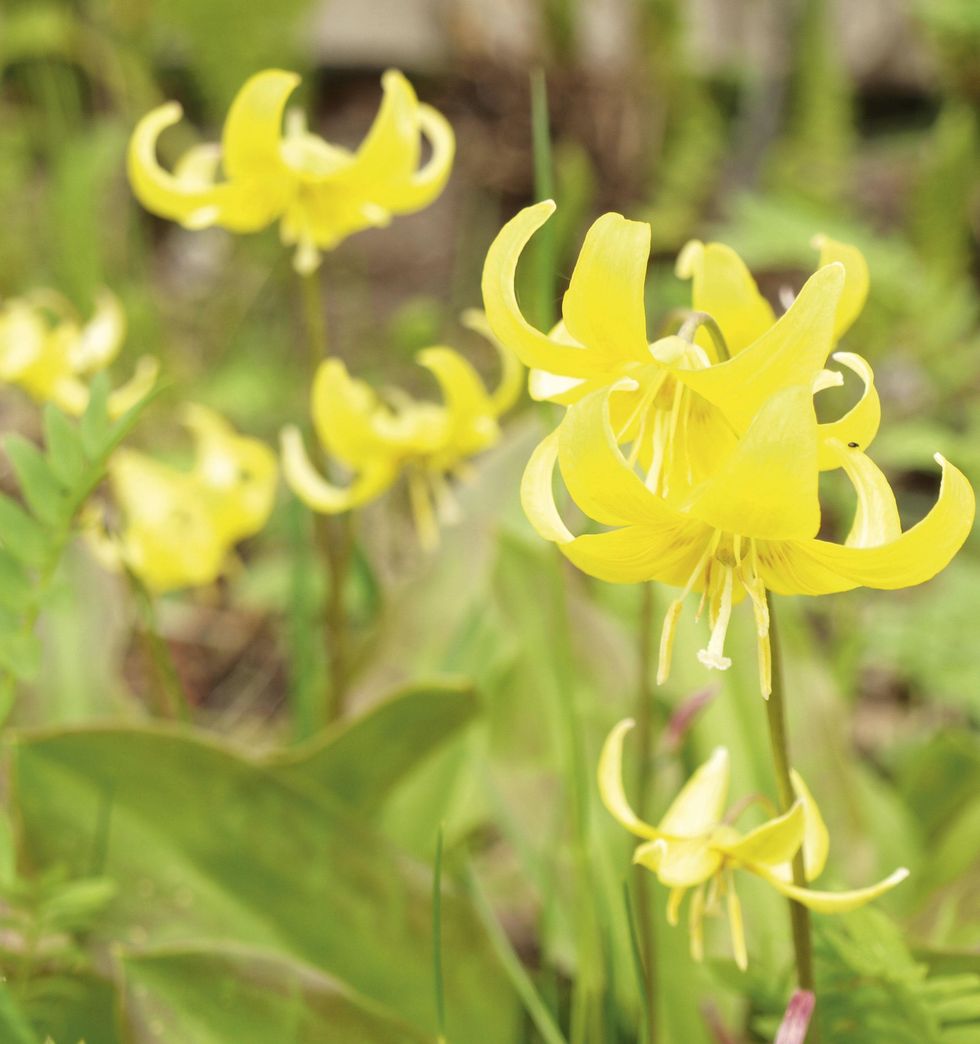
[
  {"xmin": 0, "ymin": 289, "xmax": 158, "ymax": 417},
  {"xmin": 599, "ymin": 719, "xmax": 909, "ymax": 970},
  {"xmin": 521, "ymin": 380, "xmax": 973, "ymax": 696},
  {"xmin": 129, "ymin": 68, "xmax": 455, "ymax": 274},
  {"xmin": 90, "ymin": 405, "xmax": 277, "ymax": 592},
  {"xmin": 482, "ymin": 203, "xmax": 879, "ymax": 500},
  {"xmin": 281, "ymin": 314, "xmax": 522, "ymax": 549}
]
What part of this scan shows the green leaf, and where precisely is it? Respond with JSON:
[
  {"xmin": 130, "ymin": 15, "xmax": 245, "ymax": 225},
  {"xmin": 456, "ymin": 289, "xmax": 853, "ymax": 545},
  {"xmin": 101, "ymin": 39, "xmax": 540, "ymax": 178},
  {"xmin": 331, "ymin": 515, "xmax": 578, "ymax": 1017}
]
[
  {"xmin": 0, "ymin": 981, "xmax": 36, "ymax": 1044},
  {"xmin": 120, "ymin": 944, "xmax": 433, "ymax": 1043},
  {"xmin": 0, "ymin": 494, "xmax": 48, "ymax": 566},
  {"xmin": 4, "ymin": 434, "xmax": 67, "ymax": 528},
  {"xmin": 10, "ymin": 726, "xmax": 519, "ymax": 1043},
  {"xmin": 42, "ymin": 404, "xmax": 88, "ymax": 488},
  {"xmin": 0, "ymin": 550, "xmax": 34, "ymax": 611},
  {"xmin": 0, "ymin": 631, "xmax": 42, "ymax": 680},
  {"xmin": 269, "ymin": 680, "xmax": 481, "ymax": 813},
  {"xmin": 79, "ymin": 374, "xmax": 111, "ymax": 458}
]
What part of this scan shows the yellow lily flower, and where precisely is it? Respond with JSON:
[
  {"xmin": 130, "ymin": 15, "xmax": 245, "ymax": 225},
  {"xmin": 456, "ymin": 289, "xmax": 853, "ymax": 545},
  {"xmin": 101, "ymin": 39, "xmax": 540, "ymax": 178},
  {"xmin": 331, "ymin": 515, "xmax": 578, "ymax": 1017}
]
[
  {"xmin": 0, "ymin": 289, "xmax": 158, "ymax": 417},
  {"xmin": 482, "ymin": 202, "xmax": 880, "ymax": 496},
  {"xmin": 599, "ymin": 719, "xmax": 909, "ymax": 970},
  {"xmin": 90, "ymin": 405, "xmax": 277, "ymax": 593},
  {"xmin": 521, "ymin": 380, "xmax": 973, "ymax": 695},
  {"xmin": 281, "ymin": 314, "xmax": 522, "ymax": 549},
  {"xmin": 129, "ymin": 68, "xmax": 455, "ymax": 274}
]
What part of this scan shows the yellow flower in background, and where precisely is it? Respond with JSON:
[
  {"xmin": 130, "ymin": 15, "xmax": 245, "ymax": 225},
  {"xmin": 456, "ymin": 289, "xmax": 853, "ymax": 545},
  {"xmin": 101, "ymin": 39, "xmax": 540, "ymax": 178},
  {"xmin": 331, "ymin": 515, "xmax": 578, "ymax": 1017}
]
[
  {"xmin": 522, "ymin": 380, "xmax": 973, "ymax": 696},
  {"xmin": 599, "ymin": 719, "xmax": 909, "ymax": 970},
  {"xmin": 89, "ymin": 405, "xmax": 277, "ymax": 592},
  {"xmin": 0, "ymin": 289, "xmax": 158, "ymax": 417},
  {"xmin": 281, "ymin": 313, "xmax": 522, "ymax": 549},
  {"xmin": 129, "ymin": 68, "xmax": 455, "ymax": 274}
]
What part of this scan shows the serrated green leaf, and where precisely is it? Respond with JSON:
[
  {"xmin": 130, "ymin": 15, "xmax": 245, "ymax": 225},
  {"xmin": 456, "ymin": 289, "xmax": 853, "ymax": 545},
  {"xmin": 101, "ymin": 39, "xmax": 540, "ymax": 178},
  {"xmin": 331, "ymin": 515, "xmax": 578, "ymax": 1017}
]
[
  {"xmin": 5, "ymin": 434, "xmax": 68, "ymax": 528},
  {"xmin": 0, "ymin": 494, "xmax": 48, "ymax": 566},
  {"xmin": 120, "ymin": 945, "xmax": 432, "ymax": 1043},
  {"xmin": 79, "ymin": 374, "xmax": 111, "ymax": 458},
  {"xmin": 43, "ymin": 404, "xmax": 88, "ymax": 487},
  {"xmin": 0, "ymin": 550, "xmax": 34, "ymax": 611},
  {"xmin": 10, "ymin": 726, "xmax": 520, "ymax": 1043},
  {"xmin": 268, "ymin": 680, "xmax": 480, "ymax": 813}
]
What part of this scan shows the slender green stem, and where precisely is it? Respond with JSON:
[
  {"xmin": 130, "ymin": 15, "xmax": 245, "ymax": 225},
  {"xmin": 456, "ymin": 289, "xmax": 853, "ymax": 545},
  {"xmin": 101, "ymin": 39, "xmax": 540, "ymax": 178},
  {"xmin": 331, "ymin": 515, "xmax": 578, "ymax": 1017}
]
[
  {"xmin": 433, "ymin": 826, "xmax": 447, "ymax": 1042},
  {"xmin": 529, "ymin": 68, "xmax": 557, "ymax": 332},
  {"xmin": 765, "ymin": 594, "xmax": 815, "ymax": 995},
  {"xmin": 677, "ymin": 311, "xmax": 730, "ymax": 363},
  {"xmin": 297, "ymin": 266, "xmax": 352, "ymax": 723},
  {"xmin": 127, "ymin": 570, "xmax": 188, "ymax": 721},
  {"xmin": 632, "ymin": 582, "xmax": 659, "ymax": 1044}
]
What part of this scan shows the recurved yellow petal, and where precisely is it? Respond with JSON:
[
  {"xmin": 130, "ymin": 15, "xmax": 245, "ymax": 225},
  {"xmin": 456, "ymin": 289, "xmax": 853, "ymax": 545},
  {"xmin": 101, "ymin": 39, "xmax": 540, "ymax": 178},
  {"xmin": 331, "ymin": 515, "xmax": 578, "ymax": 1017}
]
[
  {"xmin": 720, "ymin": 801, "xmax": 805, "ymax": 868},
  {"xmin": 790, "ymin": 770, "xmax": 830, "ymax": 881},
  {"xmin": 673, "ymin": 263, "xmax": 845, "ymax": 433},
  {"xmin": 812, "ymin": 234, "xmax": 868, "ymax": 340},
  {"xmin": 561, "ymin": 523, "xmax": 713, "ymax": 587},
  {"xmin": 383, "ymin": 102, "xmax": 455, "ymax": 212},
  {"xmin": 676, "ymin": 240, "xmax": 775, "ymax": 355},
  {"xmin": 222, "ymin": 69, "xmax": 299, "ymax": 178},
  {"xmin": 825, "ymin": 442, "xmax": 902, "ymax": 549},
  {"xmin": 70, "ymin": 289, "xmax": 125, "ymax": 372},
  {"xmin": 756, "ymin": 865, "xmax": 909, "ymax": 914},
  {"xmin": 658, "ymin": 747, "xmax": 729, "ymax": 838},
  {"xmin": 107, "ymin": 357, "xmax": 160, "ymax": 419},
  {"xmin": 461, "ymin": 309, "xmax": 525, "ymax": 416},
  {"xmin": 280, "ymin": 425, "xmax": 395, "ymax": 513},
  {"xmin": 417, "ymin": 347, "xmax": 494, "ymax": 439},
  {"xmin": 766, "ymin": 454, "xmax": 975, "ymax": 594},
  {"xmin": 561, "ymin": 213, "xmax": 651, "ymax": 366},
  {"xmin": 817, "ymin": 352, "xmax": 881, "ymax": 470},
  {"xmin": 683, "ymin": 386, "xmax": 821, "ymax": 541},
  {"xmin": 481, "ymin": 202, "xmax": 609, "ymax": 379},
  {"xmin": 597, "ymin": 719, "xmax": 664, "ymax": 841}
]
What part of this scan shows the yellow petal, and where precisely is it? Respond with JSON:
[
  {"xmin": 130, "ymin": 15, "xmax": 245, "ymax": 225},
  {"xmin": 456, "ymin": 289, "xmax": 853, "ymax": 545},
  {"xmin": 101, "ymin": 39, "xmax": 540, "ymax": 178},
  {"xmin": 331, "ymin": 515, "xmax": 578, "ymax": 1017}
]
[
  {"xmin": 107, "ymin": 357, "xmax": 160, "ymax": 419},
  {"xmin": 764, "ymin": 454, "xmax": 975, "ymax": 594},
  {"xmin": 417, "ymin": 347, "xmax": 493, "ymax": 424},
  {"xmin": 635, "ymin": 837, "xmax": 722, "ymax": 888},
  {"xmin": 683, "ymin": 386, "xmax": 821, "ymax": 540},
  {"xmin": 675, "ymin": 240, "xmax": 775, "ymax": 355},
  {"xmin": 128, "ymin": 102, "xmax": 224, "ymax": 227},
  {"xmin": 481, "ymin": 201, "xmax": 609, "ymax": 379},
  {"xmin": 221, "ymin": 69, "xmax": 299, "ymax": 179},
  {"xmin": 673, "ymin": 263, "xmax": 845, "ymax": 433},
  {"xmin": 384, "ymin": 101, "xmax": 455, "ymax": 213},
  {"xmin": 812, "ymin": 234, "xmax": 868, "ymax": 340},
  {"xmin": 659, "ymin": 747, "xmax": 729, "ymax": 837},
  {"xmin": 562, "ymin": 524, "xmax": 713, "ymax": 587},
  {"xmin": 719, "ymin": 801, "xmax": 805, "ymax": 868},
  {"xmin": 755, "ymin": 865, "xmax": 910, "ymax": 914},
  {"xmin": 311, "ymin": 358, "xmax": 390, "ymax": 465},
  {"xmin": 70, "ymin": 289, "xmax": 126, "ymax": 373},
  {"xmin": 790, "ymin": 770, "xmax": 829, "ymax": 881},
  {"xmin": 339, "ymin": 70, "xmax": 422, "ymax": 189},
  {"xmin": 817, "ymin": 352, "xmax": 881, "ymax": 470},
  {"xmin": 824, "ymin": 442, "xmax": 902, "ymax": 548},
  {"xmin": 561, "ymin": 213, "xmax": 652, "ymax": 367},
  {"xmin": 280, "ymin": 425, "xmax": 395, "ymax": 513},
  {"xmin": 460, "ymin": 309, "xmax": 525, "ymax": 416},
  {"xmin": 528, "ymin": 367, "xmax": 585, "ymax": 403},
  {"xmin": 597, "ymin": 719, "xmax": 663, "ymax": 841},
  {"xmin": 558, "ymin": 384, "xmax": 684, "ymax": 527},
  {"xmin": 726, "ymin": 874, "xmax": 749, "ymax": 971}
]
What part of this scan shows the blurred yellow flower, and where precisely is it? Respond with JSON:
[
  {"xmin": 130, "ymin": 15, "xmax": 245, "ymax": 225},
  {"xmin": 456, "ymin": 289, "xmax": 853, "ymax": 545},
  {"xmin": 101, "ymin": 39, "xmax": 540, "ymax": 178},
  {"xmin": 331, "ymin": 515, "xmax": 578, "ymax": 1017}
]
[
  {"xmin": 522, "ymin": 381, "xmax": 973, "ymax": 696},
  {"xmin": 281, "ymin": 314, "xmax": 522, "ymax": 549},
  {"xmin": 483, "ymin": 203, "xmax": 879, "ymax": 498},
  {"xmin": 89, "ymin": 405, "xmax": 277, "ymax": 592},
  {"xmin": 129, "ymin": 68, "xmax": 455, "ymax": 274},
  {"xmin": 599, "ymin": 719, "xmax": 909, "ymax": 970},
  {"xmin": 0, "ymin": 289, "xmax": 158, "ymax": 417}
]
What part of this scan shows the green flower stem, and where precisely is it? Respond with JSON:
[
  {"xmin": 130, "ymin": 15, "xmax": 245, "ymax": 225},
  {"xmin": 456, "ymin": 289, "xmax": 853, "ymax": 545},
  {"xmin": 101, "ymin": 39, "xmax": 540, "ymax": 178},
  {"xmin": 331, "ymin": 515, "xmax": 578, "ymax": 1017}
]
[
  {"xmin": 298, "ymin": 267, "xmax": 351, "ymax": 724},
  {"xmin": 765, "ymin": 594, "xmax": 816, "ymax": 995},
  {"xmin": 127, "ymin": 569, "xmax": 189, "ymax": 721},
  {"xmin": 633, "ymin": 582, "xmax": 659, "ymax": 1044}
]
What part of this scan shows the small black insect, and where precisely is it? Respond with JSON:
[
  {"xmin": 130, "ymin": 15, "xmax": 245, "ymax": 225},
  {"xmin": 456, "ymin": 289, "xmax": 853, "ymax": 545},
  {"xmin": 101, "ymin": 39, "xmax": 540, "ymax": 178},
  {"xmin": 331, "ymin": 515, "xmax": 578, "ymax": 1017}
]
[{"xmin": 847, "ymin": 441, "xmax": 859, "ymax": 448}]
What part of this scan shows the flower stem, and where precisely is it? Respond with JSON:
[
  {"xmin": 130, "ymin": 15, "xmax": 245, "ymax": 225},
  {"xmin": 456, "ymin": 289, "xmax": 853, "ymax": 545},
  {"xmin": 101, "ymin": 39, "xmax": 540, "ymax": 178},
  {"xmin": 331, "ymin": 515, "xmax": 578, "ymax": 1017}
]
[
  {"xmin": 633, "ymin": 582, "xmax": 659, "ymax": 1044},
  {"xmin": 298, "ymin": 267, "xmax": 351, "ymax": 724},
  {"xmin": 764, "ymin": 594, "xmax": 815, "ymax": 995}
]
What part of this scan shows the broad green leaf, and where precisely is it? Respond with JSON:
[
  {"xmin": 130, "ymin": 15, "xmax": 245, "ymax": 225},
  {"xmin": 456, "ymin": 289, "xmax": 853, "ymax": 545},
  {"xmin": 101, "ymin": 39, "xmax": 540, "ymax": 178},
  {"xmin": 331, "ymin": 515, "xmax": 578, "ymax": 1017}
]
[
  {"xmin": 269, "ymin": 680, "xmax": 480, "ymax": 813},
  {"xmin": 42, "ymin": 405, "xmax": 88, "ymax": 488},
  {"xmin": 119, "ymin": 944, "xmax": 432, "ymax": 1043},
  {"xmin": 5, "ymin": 434, "xmax": 67, "ymax": 528},
  {"xmin": 0, "ymin": 983, "xmax": 35, "ymax": 1044},
  {"xmin": 10, "ymin": 726, "xmax": 519, "ymax": 1043},
  {"xmin": 79, "ymin": 374, "xmax": 111, "ymax": 458},
  {"xmin": 0, "ymin": 631, "xmax": 42, "ymax": 680},
  {"xmin": 0, "ymin": 493, "xmax": 48, "ymax": 566}
]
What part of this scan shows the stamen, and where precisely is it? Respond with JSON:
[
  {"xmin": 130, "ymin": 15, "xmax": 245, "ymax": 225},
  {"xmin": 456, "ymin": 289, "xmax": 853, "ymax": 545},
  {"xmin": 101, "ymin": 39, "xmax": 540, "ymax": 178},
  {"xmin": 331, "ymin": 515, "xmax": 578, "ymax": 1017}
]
[
  {"xmin": 741, "ymin": 541, "xmax": 772, "ymax": 698},
  {"xmin": 689, "ymin": 883, "xmax": 707, "ymax": 963},
  {"xmin": 666, "ymin": 887, "xmax": 686, "ymax": 926},
  {"xmin": 697, "ymin": 565, "xmax": 734, "ymax": 672},
  {"xmin": 726, "ymin": 870, "xmax": 748, "ymax": 971},
  {"xmin": 430, "ymin": 471, "xmax": 461, "ymax": 526},
  {"xmin": 408, "ymin": 468, "xmax": 439, "ymax": 551},
  {"xmin": 657, "ymin": 534, "xmax": 719, "ymax": 685}
]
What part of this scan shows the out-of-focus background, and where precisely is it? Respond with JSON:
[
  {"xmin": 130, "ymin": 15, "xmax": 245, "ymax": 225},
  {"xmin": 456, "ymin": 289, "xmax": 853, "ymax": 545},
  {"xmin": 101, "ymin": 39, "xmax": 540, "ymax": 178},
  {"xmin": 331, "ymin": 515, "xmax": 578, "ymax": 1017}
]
[{"xmin": 0, "ymin": 1, "xmax": 978, "ymax": 1042}]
